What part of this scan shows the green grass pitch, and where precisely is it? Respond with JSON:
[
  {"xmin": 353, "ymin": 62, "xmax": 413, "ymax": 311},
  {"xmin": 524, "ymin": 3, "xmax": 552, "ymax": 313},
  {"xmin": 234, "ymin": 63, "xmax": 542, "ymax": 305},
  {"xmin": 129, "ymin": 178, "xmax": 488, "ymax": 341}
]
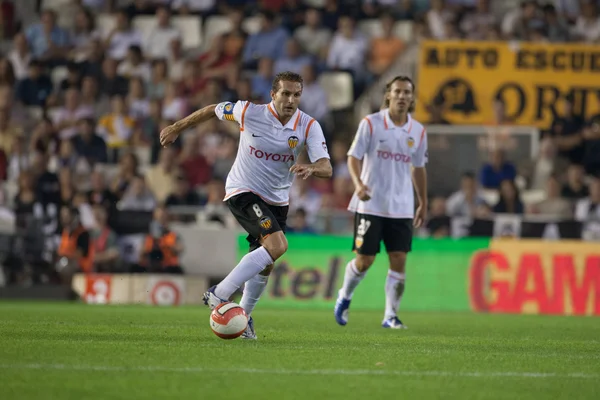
[{"xmin": 1, "ymin": 301, "xmax": 599, "ymax": 400}]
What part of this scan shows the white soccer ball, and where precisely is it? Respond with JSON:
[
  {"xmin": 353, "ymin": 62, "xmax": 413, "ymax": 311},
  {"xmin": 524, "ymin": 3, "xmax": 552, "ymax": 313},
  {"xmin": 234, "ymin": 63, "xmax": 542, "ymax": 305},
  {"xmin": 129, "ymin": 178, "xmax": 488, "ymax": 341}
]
[{"xmin": 209, "ymin": 302, "xmax": 248, "ymax": 339}]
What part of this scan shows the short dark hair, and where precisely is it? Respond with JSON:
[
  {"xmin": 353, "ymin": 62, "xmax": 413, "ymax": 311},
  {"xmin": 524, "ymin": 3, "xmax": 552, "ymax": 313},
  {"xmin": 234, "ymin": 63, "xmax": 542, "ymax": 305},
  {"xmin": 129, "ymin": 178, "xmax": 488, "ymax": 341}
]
[
  {"xmin": 383, "ymin": 75, "xmax": 416, "ymax": 112},
  {"xmin": 271, "ymin": 71, "xmax": 303, "ymax": 93}
]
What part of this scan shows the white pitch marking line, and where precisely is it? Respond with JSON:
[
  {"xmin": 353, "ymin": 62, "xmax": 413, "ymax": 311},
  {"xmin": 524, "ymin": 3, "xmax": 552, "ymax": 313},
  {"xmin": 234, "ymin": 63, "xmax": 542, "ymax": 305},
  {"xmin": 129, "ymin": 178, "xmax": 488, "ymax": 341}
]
[{"xmin": 0, "ymin": 364, "xmax": 598, "ymax": 379}]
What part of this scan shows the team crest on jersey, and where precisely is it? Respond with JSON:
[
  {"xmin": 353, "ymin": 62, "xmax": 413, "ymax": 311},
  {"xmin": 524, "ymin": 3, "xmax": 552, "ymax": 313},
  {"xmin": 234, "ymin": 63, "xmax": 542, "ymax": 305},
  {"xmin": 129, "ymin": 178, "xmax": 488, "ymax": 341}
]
[
  {"xmin": 222, "ymin": 102, "xmax": 235, "ymax": 121},
  {"xmin": 259, "ymin": 216, "xmax": 272, "ymax": 230},
  {"xmin": 355, "ymin": 235, "xmax": 364, "ymax": 249},
  {"xmin": 407, "ymin": 137, "xmax": 415, "ymax": 148},
  {"xmin": 288, "ymin": 136, "xmax": 299, "ymax": 149}
]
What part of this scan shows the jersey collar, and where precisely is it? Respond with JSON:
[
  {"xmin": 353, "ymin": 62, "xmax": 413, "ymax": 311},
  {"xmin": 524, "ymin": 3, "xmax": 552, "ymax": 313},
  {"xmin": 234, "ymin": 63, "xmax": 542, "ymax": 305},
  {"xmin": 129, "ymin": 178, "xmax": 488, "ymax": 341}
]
[
  {"xmin": 383, "ymin": 109, "xmax": 413, "ymax": 133},
  {"xmin": 268, "ymin": 102, "xmax": 301, "ymax": 131}
]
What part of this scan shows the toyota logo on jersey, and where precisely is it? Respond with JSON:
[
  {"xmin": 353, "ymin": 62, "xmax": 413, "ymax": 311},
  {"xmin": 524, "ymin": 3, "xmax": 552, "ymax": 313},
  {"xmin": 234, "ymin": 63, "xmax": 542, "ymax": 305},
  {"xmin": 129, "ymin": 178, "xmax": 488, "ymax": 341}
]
[
  {"xmin": 377, "ymin": 150, "xmax": 411, "ymax": 163},
  {"xmin": 249, "ymin": 145, "xmax": 295, "ymax": 162}
]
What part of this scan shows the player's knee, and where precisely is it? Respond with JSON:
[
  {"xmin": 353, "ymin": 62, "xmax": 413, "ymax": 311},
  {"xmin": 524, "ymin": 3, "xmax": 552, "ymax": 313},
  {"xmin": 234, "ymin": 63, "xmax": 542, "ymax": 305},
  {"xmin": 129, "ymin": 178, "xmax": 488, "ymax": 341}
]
[
  {"xmin": 355, "ymin": 255, "xmax": 375, "ymax": 272},
  {"xmin": 262, "ymin": 232, "xmax": 288, "ymax": 260},
  {"xmin": 260, "ymin": 264, "xmax": 274, "ymax": 276},
  {"xmin": 388, "ymin": 252, "xmax": 407, "ymax": 272}
]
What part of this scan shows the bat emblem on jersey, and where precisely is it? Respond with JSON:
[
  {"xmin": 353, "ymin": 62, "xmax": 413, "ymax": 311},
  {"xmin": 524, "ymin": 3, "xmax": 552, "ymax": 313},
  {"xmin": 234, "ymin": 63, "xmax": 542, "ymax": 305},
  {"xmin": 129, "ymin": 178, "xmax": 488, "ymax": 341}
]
[
  {"xmin": 225, "ymin": 103, "xmax": 233, "ymax": 112},
  {"xmin": 407, "ymin": 137, "xmax": 415, "ymax": 148},
  {"xmin": 354, "ymin": 236, "xmax": 364, "ymax": 249},
  {"xmin": 259, "ymin": 216, "xmax": 272, "ymax": 230},
  {"xmin": 288, "ymin": 135, "xmax": 299, "ymax": 149}
]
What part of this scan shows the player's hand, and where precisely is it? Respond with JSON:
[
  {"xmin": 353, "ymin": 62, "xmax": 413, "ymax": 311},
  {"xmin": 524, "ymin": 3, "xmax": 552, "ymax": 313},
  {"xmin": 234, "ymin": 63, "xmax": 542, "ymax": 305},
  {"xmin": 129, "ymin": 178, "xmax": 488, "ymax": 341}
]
[
  {"xmin": 290, "ymin": 164, "xmax": 315, "ymax": 180},
  {"xmin": 414, "ymin": 203, "xmax": 427, "ymax": 228},
  {"xmin": 356, "ymin": 182, "xmax": 371, "ymax": 201},
  {"xmin": 159, "ymin": 125, "xmax": 180, "ymax": 147}
]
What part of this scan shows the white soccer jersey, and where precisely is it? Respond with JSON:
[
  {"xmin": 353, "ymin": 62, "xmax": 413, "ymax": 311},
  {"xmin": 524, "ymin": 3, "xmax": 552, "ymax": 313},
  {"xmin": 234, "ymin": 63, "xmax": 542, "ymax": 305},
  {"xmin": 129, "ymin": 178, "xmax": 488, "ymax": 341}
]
[
  {"xmin": 215, "ymin": 100, "xmax": 330, "ymax": 206},
  {"xmin": 347, "ymin": 110, "xmax": 428, "ymax": 218}
]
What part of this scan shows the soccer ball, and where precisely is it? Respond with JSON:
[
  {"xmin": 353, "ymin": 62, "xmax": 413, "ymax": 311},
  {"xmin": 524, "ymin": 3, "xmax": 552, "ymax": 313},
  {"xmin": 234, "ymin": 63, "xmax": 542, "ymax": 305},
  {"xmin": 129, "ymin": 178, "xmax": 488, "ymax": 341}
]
[{"xmin": 210, "ymin": 302, "xmax": 248, "ymax": 339}]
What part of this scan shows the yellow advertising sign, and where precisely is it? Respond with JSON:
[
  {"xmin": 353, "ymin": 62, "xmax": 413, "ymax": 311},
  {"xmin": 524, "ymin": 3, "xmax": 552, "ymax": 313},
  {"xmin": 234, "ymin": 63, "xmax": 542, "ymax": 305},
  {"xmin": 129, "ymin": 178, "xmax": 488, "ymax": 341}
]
[{"xmin": 415, "ymin": 40, "xmax": 600, "ymax": 128}]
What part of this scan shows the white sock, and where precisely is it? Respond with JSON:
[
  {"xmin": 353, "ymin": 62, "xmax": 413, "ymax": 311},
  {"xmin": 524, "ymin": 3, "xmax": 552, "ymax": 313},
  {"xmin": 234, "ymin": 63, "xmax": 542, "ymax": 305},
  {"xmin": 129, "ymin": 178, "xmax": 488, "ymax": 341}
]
[
  {"xmin": 240, "ymin": 273, "xmax": 269, "ymax": 317},
  {"xmin": 339, "ymin": 259, "xmax": 366, "ymax": 300},
  {"xmin": 214, "ymin": 247, "xmax": 273, "ymax": 300},
  {"xmin": 384, "ymin": 270, "xmax": 406, "ymax": 320}
]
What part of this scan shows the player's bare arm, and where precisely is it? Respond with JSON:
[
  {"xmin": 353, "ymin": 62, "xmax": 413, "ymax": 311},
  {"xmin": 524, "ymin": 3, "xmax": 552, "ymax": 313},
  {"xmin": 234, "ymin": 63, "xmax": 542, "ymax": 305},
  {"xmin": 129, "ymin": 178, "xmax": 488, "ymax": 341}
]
[
  {"xmin": 290, "ymin": 157, "xmax": 332, "ymax": 180},
  {"xmin": 159, "ymin": 104, "xmax": 218, "ymax": 146},
  {"xmin": 348, "ymin": 155, "xmax": 370, "ymax": 201},
  {"xmin": 412, "ymin": 166, "xmax": 428, "ymax": 228}
]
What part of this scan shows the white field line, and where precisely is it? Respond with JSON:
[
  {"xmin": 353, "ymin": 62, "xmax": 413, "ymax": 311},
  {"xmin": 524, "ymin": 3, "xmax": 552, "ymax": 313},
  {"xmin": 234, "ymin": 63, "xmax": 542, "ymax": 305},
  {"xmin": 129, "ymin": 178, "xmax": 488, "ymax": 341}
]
[{"xmin": 0, "ymin": 364, "xmax": 598, "ymax": 379}]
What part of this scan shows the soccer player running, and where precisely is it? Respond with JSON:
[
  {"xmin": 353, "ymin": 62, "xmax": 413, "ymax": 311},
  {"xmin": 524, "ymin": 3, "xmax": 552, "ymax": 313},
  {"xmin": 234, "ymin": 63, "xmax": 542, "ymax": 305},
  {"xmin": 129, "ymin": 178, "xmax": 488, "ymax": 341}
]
[
  {"xmin": 334, "ymin": 76, "xmax": 428, "ymax": 329},
  {"xmin": 160, "ymin": 72, "xmax": 332, "ymax": 339}
]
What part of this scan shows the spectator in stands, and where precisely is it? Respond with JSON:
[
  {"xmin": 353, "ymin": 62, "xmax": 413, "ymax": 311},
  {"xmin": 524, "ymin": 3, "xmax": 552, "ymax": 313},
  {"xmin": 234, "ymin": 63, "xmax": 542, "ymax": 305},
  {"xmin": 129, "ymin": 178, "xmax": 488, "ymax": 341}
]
[
  {"xmin": 459, "ymin": 0, "xmax": 497, "ymax": 40},
  {"xmin": 146, "ymin": 59, "xmax": 169, "ymax": 100},
  {"xmin": 479, "ymin": 149, "xmax": 517, "ymax": 189},
  {"xmin": 221, "ymin": 8, "xmax": 248, "ymax": 62},
  {"xmin": 521, "ymin": 136, "xmax": 567, "ymax": 191},
  {"xmin": 493, "ymin": 179, "xmax": 524, "ymax": 215},
  {"xmin": 117, "ymin": 45, "xmax": 151, "ymax": 82},
  {"xmin": 502, "ymin": 0, "xmax": 542, "ymax": 41},
  {"xmin": 0, "ymin": 57, "xmax": 15, "ymax": 87},
  {"xmin": 280, "ymin": 0, "xmax": 307, "ymax": 32},
  {"xmin": 327, "ymin": 15, "xmax": 368, "ymax": 86},
  {"xmin": 15, "ymin": 60, "xmax": 53, "ymax": 107},
  {"xmin": 119, "ymin": 174, "xmax": 157, "ymax": 211},
  {"xmin": 88, "ymin": 169, "xmax": 117, "ymax": 210},
  {"xmin": 110, "ymin": 151, "xmax": 139, "ymax": 197},
  {"xmin": 165, "ymin": 172, "xmax": 202, "ymax": 209},
  {"xmin": 144, "ymin": 6, "xmax": 181, "ymax": 60},
  {"xmin": 288, "ymin": 208, "xmax": 316, "ymax": 234},
  {"xmin": 274, "ymin": 38, "xmax": 312, "ymax": 76},
  {"xmin": 125, "ymin": 0, "xmax": 156, "ymax": 17},
  {"xmin": 139, "ymin": 205, "xmax": 184, "ymax": 274},
  {"xmin": 542, "ymin": 4, "xmax": 570, "ymax": 42},
  {"xmin": 322, "ymin": 0, "xmax": 341, "ymax": 31},
  {"xmin": 0, "ymin": 108, "xmax": 21, "ymax": 157},
  {"xmin": 127, "ymin": 77, "xmax": 150, "ymax": 120},
  {"xmin": 290, "ymin": 177, "xmax": 322, "ymax": 227},
  {"xmin": 29, "ymin": 116, "xmax": 59, "ymax": 155},
  {"xmin": 427, "ymin": 0, "xmax": 455, "ymax": 39},
  {"xmin": 561, "ymin": 163, "xmax": 589, "ymax": 200},
  {"xmin": 78, "ymin": 38, "xmax": 104, "ymax": 77},
  {"xmin": 14, "ymin": 170, "xmax": 38, "ymax": 228},
  {"xmin": 7, "ymin": 136, "xmax": 29, "ymax": 182},
  {"xmin": 72, "ymin": 118, "xmax": 108, "ymax": 166},
  {"xmin": 99, "ymin": 58, "xmax": 128, "ymax": 97},
  {"xmin": 32, "ymin": 152, "xmax": 60, "ymax": 206},
  {"xmin": 79, "ymin": 76, "xmax": 106, "ymax": 118},
  {"xmin": 90, "ymin": 204, "xmax": 120, "ymax": 272},
  {"xmin": 202, "ymin": 178, "xmax": 233, "ymax": 226},
  {"xmin": 212, "ymin": 134, "xmax": 237, "ymax": 181},
  {"xmin": 446, "ymin": 171, "xmax": 488, "ymax": 218},
  {"xmin": 97, "ymin": 94, "xmax": 136, "ymax": 151},
  {"xmin": 146, "ymin": 147, "xmax": 178, "ymax": 203},
  {"xmin": 242, "ymin": 10, "xmax": 289, "ymax": 69},
  {"xmin": 197, "ymin": 35, "xmax": 237, "ymax": 84},
  {"xmin": 551, "ymin": 95, "xmax": 585, "ymax": 164},
  {"xmin": 59, "ymin": 62, "xmax": 82, "ymax": 92},
  {"xmin": 8, "ymin": 32, "xmax": 31, "ymax": 80},
  {"xmin": 25, "ymin": 9, "xmax": 70, "ymax": 63},
  {"xmin": 168, "ymin": 37, "xmax": 185, "ymax": 81},
  {"xmin": 368, "ymin": 14, "xmax": 405, "ymax": 76},
  {"xmin": 172, "ymin": 0, "xmax": 216, "ymax": 15},
  {"xmin": 70, "ymin": 6, "xmax": 100, "ymax": 62},
  {"xmin": 161, "ymin": 81, "xmax": 187, "ymax": 121},
  {"xmin": 57, "ymin": 166, "xmax": 76, "ymax": 207},
  {"xmin": 295, "ymin": 8, "xmax": 331, "ymax": 61},
  {"xmin": 251, "ymin": 57, "xmax": 274, "ymax": 102},
  {"xmin": 104, "ymin": 9, "xmax": 143, "ymax": 61},
  {"xmin": 582, "ymin": 115, "xmax": 600, "ymax": 176},
  {"xmin": 299, "ymin": 64, "xmax": 329, "ymax": 133},
  {"xmin": 56, "ymin": 206, "xmax": 92, "ymax": 279},
  {"xmin": 134, "ymin": 99, "xmax": 162, "ymax": 154},
  {"xmin": 529, "ymin": 174, "xmax": 573, "ymax": 219},
  {"xmin": 426, "ymin": 196, "xmax": 451, "ymax": 238},
  {"xmin": 575, "ymin": 176, "xmax": 600, "ymax": 221},
  {"xmin": 177, "ymin": 131, "xmax": 208, "ymax": 185},
  {"xmin": 53, "ymin": 88, "xmax": 94, "ymax": 140},
  {"xmin": 572, "ymin": 1, "xmax": 600, "ymax": 43}
]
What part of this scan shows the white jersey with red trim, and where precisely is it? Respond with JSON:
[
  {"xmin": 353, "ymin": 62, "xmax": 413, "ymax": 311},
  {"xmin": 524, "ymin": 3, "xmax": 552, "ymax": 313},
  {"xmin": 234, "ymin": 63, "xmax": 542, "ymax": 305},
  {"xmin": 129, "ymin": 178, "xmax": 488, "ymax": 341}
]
[
  {"xmin": 214, "ymin": 100, "xmax": 330, "ymax": 206},
  {"xmin": 347, "ymin": 110, "xmax": 428, "ymax": 218}
]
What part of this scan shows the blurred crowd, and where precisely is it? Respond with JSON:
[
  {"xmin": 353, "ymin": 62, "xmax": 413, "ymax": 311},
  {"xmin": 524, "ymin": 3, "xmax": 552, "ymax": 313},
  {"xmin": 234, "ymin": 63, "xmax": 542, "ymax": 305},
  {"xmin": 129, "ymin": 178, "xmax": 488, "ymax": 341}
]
[{"xmin": 0, "ymin": 0, "xmax": 599, "ymax": 285}]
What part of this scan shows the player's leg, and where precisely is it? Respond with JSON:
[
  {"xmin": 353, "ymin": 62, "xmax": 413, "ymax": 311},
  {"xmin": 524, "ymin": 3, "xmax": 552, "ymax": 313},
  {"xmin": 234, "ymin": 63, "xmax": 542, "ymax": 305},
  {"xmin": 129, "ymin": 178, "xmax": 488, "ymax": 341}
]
[
  {"xmin": 334, "ymin": 213, "xmax": 382, "ymax": 326},
  {"xmin": 239, "ymin": 205, "xmax": 287, "ymax": 339},
  {"xmin": 381, "ymin": 218, "xmax": 412, "ymax": 329},
  {"xmin": 203, "ymin": 194, "xmax": 287, "ymax": 308}
]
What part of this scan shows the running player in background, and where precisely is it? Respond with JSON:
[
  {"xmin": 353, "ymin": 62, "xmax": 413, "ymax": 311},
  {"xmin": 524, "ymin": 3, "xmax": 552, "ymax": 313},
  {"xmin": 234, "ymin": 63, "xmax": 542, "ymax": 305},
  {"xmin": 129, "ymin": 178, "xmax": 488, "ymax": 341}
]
[
  {"xmin": 160, "ymin": 72, "xmax": 332, "ymax": 339},
  {"xmin": 334, "ymin": 76, "xmax": 428, "ymax": 329}
]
